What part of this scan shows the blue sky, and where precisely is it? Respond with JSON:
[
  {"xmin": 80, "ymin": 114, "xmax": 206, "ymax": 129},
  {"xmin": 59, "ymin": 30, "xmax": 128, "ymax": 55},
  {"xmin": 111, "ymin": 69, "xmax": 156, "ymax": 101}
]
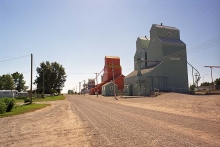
[{"xmin": 1, "ymin": 0, "xmax": 220, "ymax": 93}]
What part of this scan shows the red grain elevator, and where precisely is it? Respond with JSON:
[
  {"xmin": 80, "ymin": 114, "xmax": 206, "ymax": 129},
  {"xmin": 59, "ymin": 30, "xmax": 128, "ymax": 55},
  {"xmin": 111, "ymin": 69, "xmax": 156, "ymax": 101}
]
[{"xmin": 90, "ymin": 56, "xmax": 124, "ymax": 94}]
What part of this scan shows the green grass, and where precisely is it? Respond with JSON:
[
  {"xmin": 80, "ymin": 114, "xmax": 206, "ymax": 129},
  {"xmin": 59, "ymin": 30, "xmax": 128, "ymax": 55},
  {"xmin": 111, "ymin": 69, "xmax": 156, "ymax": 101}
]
[
  {"xmin": 33, "ymin": 95, "xmax": 65, "ymax": 102},
  {"xmin": 0, "ymin": 103, "xmax": 50, "ymax": 118},
  {"xmin": 15, "ymin": 98, "xmax": 24, "ymax": 103},
  {"xmin": 14, "ymin": 95, "xmax": 65, "ymax": 103},
  {"xmin": 0, "ymin": 95, "xmax": 64, "ymax": 117}
]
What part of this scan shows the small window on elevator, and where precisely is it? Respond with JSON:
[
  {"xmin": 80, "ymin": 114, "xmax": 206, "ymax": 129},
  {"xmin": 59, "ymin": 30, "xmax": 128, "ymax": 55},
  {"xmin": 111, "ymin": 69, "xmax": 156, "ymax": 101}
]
[
  {"xmin": 145, "ymin": 52, "xmax": 147, "ymax": 67},
  {"xmin": 167, "ymin": 32, "xmax": 171, "ymax": 37}
]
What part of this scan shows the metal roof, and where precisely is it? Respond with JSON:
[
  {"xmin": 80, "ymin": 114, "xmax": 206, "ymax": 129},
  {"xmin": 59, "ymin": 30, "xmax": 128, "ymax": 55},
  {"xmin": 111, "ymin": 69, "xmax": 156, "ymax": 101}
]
[
  {"xmin": 125, "ymin": 62, "xmax": 162, "ymax": 79},
  {"xmin": 102, "ymin": 81, "xmax": 118, "ymax": 87},
  {"xmin": 154, "ymin": 24, "xmax": 179, "ymax": 31},
  {"xmin": 125, "ymin": 68, "xmax": 152, "ymax": 79},
  {"xmin": 105, "ymin": 56, "xmax": 120, "ymax": 59},
  {"xmin": 138, "ymin": 36, "xmax": 150, "ymax": 40},
  {"xmin": 125, "ymin": 67, "xmax": 156, "ymax": 79},
  {"xmin": 158, "ymin": 37, "xmax": 185, "ymax": 45}
]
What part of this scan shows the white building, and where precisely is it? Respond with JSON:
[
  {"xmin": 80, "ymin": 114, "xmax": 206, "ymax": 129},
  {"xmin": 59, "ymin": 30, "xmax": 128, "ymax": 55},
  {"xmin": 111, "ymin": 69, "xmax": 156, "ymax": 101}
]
[{"xmin": 0, "ymin": 90, "xmax": 18, "ymax": 98}]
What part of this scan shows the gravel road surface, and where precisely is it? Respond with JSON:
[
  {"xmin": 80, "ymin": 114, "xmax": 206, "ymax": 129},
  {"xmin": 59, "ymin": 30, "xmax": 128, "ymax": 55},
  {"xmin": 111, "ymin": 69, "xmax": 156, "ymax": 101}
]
[
  {"xmin": 0, "ymin": 93, "xmax": 219, "ymax": 147},
  {"xmin": 66, "ymin": 93, "xmax": 220, "ymax": 147}
]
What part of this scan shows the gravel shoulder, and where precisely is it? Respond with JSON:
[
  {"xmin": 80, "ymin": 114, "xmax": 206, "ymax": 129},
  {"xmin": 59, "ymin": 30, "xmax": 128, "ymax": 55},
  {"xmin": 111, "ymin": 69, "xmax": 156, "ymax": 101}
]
[
  {"xmin": 116, "ymin": 93, "xmax": 220, "ymax": 122},
  {"xmin": 0, "ymin": 100, "xmax": 90, "ymax": 147}
]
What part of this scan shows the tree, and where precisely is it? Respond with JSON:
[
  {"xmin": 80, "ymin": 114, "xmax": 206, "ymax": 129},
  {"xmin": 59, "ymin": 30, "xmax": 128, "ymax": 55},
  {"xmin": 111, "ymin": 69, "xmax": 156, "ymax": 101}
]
[
  {"xmin": 68, "ymin": 90, "xmax": 73, "ymax": 94},
  {"xmin": 11, "ymin": 72, "xmax": 26, "ymax": 92},
  {"xmin": 200, "ymin": 82, "xmax": 211, "ymax": 86},
  {"xmin": 34, "ymin": 61, "xmax": 67, "ymax": 94},
  {"xmin": 0, "ymin": 74, "xmax": 15, "ymax": 90},
  {"xmin": 0, "ymin": 76, "xmax": 3, "ymax": 89},
  {"xmin": 215, "ymin": 78, "xmax": 220, "ymax": 85}
]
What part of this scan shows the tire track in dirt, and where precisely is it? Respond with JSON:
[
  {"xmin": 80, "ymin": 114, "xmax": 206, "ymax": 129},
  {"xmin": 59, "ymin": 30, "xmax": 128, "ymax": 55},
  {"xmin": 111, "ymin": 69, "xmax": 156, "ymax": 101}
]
[
  {"xmin": 67, "ymin": 95, "xmax": 220, "ymax": 147},
  {"xmin": 0, "ymin": 100, "xmax": 90, "ymax": 147},
  {"xmin": 91, "ymin": 99, "xmax": 220, "ymax": 146},
  {"xmin": 69, "ymin": 97, "xmax": 156, "ymax": 147}
]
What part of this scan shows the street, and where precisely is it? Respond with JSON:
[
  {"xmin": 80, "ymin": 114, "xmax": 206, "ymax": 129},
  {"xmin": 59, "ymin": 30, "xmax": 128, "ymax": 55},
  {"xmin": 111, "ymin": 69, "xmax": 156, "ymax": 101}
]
[{"xmin": 66, "ymin": 94, "xmax": 220, "ymax": 147}]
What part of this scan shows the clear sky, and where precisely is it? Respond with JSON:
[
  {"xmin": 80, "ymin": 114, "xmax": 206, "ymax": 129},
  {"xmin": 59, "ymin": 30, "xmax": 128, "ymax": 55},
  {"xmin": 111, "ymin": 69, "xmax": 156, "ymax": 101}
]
[{"xmin": 1, "ymin": 0, "xmax": 220, "ymax": 93}]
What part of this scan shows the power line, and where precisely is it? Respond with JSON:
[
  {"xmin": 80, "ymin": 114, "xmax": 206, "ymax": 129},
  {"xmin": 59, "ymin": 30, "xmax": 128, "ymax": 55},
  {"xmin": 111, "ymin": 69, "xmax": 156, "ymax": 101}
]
[
  {"xmin": 33, "ymin": 56, "xmax": 37, "ymax": 69},
  {"xmin": 66, "ymin": 72, "xmax": 94, "ymax": 74},
  {"xmin": 148, "ymin": 37, "xmax": 220, "ymax": 61},
  {"xmin": 21, "ymin": 71, "xmax": 30, "ymax": 74},
  {"xmin": 213, "ymin": 68, "xmax": 220, "ymax": 75},
  {"xmin": 0, "ymin": 54, "xmax": 30, "ymax": 63},
  {"xmin": 147, "ymin": 0, "xmax": 220, "ymax": 50},
  {"xmin": 177, "ymin": 0, "xmax": 218, "ymax": 25},
  {"xmin": 188, "ymin": 42, "xmax": 220, "ymax": 54},
  {"xmin": 188, "ymin": 37, "xmax": 220, "ymax": 50},
  {"xmin": 189, "ymin": 1, "xmax": 220, "ymax": 25},
  {"xmin": 122, "ymin": 36, "xmax": 220, "ymax": 73}
]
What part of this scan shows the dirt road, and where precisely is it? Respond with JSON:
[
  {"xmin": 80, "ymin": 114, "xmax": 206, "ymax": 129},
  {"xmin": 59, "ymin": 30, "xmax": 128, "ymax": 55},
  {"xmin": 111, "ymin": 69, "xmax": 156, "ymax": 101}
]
[
  {"xmin": 0, "ymin": 93, "xmax": 219, "ymax": 147},
  {"xmin": 66, "ymin": 93, "xmax": 220, "ymax": 147},
  {"xmin": 0, "ymin": 100, "xmax": 90, "ymax": 147}
]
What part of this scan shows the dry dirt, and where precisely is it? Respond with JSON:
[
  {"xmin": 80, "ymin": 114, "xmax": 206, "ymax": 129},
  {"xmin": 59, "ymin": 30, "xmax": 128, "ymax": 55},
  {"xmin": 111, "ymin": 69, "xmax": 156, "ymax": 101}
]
[
  {"xmin": 0, "ymin": 93, "xmax": 220, "ymax": 147},
  {"xmin": 117, "ymin": 93, "xmax": 220, "ymax": 122},
  {"xmin": 0, "ymin": 100, "xmax": 90, "ymax": 147}
]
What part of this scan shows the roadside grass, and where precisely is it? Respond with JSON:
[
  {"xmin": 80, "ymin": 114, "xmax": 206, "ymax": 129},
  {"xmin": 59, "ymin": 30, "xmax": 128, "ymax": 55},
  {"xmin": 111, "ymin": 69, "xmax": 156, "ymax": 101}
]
[
  {"xmin": 0, "ymin": 95, "xmax": 65, "ymax": 118},
  {"xmin": 0, "ymin": 103, "xmax": 50, "ymax": 118},
  {"xmin": 15, "ymin": 95, "xmax": 65, "ymax": 103},
  {"xmin": 33, "ymin": 95, "xmax": 65, "ymax": 102},
  {"xmin": 15, "ymin": 98, "xmax": 24, "ymax": 103}
]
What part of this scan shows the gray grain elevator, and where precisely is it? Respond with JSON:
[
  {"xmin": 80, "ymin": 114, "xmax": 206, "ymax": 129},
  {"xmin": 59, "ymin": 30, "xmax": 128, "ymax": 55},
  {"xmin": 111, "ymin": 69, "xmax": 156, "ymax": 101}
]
[{"xmin": 124, "ymin": 24, "xmax": 189, "ymax": 96}]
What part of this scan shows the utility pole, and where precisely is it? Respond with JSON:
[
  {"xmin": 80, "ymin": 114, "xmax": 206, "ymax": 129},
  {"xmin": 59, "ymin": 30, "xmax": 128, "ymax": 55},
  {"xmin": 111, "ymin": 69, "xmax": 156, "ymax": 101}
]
[
  {"xmin": 79, "ymin": 82, "xmax": 81, "ymax": 94},
  {"xmin": 112, "ymin": 62, "xmax": 117, "ymax": 100},
  {"xmin": 83, "ymin": 80, "xmax": 86, "ymax": 88},
  {"xmin": 30, "ymin": 54, "xmax": 33, "ymax": 104},
  {"xmin": 204, "ymin": 66, "xmax": 220, "ymax": 90},
  {"xmin": 192, "ymin": 67, "xmax": 194, "ymax": 85},
  {"xmin": 82, "ymin": 80, "xmax": 86, "ymax": 95},
  {"xmin": 43, "ymin": 69, "xmax": 44, "ymax": 97},
  {"xmin": 94, "ymin": 73, "xmax": 98, "ymax": 85}
]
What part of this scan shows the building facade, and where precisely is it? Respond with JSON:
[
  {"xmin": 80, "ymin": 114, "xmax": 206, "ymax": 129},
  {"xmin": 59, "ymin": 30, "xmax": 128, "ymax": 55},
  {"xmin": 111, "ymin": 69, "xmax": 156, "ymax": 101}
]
[
  {"xmin": 0, "ymin": 90, "xmax": 18, "ymax": 98},
  {"xmin": 102, "ymin": 82, "xmax": 118, "ymax": 96},
  {"xmin": 90, "ymin": 56, "xmax": 124, "ymax": 95},
  {"xmin": 124, "ymin": 24, "xmax": 189, "ymax": 96}
]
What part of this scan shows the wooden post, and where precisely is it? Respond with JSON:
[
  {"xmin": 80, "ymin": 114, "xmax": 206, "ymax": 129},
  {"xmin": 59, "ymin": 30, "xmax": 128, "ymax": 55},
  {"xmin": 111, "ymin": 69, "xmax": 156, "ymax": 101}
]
[
  {"xmin": 30, "ymin": 54, "xmax": 33, "ymax": 104},
  {"xmin": 112, "ymin": 62, "xmax": 117, "ymax": 100}
]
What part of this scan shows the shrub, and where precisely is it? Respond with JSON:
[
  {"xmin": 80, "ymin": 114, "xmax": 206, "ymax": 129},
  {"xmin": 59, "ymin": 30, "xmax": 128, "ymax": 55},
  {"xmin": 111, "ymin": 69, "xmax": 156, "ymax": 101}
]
[
  {"xmin": 0, "ymin": 100, "xmax": 7, "ymax": 114},
  {"xmin": 189, "ymin": 85, "xmax": 195, "ymax": 94},
  {"xmin": 24, "ymin": 98, "xmax": 31, "ymax": 103},
  {"xmin": 2, "ymin": 98, "xmax": 15, "ymax": 112}
]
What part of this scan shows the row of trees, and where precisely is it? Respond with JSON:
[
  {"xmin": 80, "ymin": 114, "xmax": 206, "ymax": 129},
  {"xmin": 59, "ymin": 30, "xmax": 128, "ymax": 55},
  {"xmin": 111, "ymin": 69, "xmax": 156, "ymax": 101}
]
[
  {"xmin": 200, "ymin": 78, "xmax": 220, "ymax": 86},
  {"xmin": 0, "ymin": 61, "xmax": 66, "ymax": 94},
  {"xmin": 34, "ymin": 61, "xmax": 67, "ymax": 94},
  {"xmin": 0, "ymin": 72, "xmax": 26, "ymax": 91}
]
